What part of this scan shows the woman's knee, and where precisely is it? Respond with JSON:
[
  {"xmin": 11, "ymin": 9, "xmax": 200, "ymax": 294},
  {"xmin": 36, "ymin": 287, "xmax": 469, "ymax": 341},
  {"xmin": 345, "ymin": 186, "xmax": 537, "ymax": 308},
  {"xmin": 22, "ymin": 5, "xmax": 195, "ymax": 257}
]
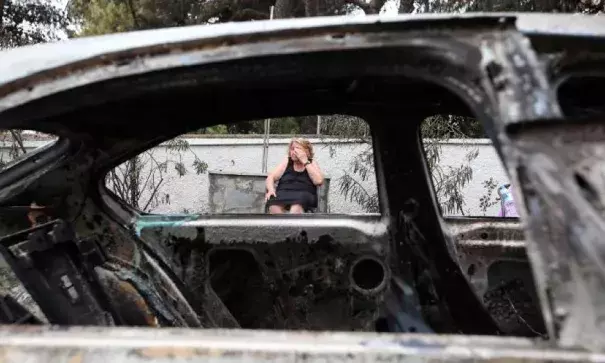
[
  {"xmin": 290, "ymin": 204, "xmax": 304, "ymax": 214},
  {"xmin": 269, "ymin": 205, "xmax": 285, "ymax": 214}
]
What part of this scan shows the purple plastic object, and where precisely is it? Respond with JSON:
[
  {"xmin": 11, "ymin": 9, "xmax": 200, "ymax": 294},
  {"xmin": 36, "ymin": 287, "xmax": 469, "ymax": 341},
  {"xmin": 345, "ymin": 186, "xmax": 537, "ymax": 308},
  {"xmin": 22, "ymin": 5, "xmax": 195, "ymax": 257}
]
[{"xmin": 497, "ymin": 184, "xmax": 518, "ymax": 218}]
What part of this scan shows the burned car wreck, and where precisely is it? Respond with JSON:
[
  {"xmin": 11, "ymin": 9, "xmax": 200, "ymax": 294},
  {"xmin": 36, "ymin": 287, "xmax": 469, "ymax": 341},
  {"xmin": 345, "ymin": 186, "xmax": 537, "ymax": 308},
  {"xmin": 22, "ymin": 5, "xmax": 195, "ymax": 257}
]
[{"xmin": 1, "ymin": 12, "xmax": 605, "ymax": 362}]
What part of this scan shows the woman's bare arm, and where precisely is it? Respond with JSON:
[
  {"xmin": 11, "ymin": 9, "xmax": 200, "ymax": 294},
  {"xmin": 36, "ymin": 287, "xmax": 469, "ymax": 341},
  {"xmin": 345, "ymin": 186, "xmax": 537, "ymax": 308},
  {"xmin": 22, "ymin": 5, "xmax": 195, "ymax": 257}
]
[
  {"xmin": 305, "ymin": 160, "xmax": 324, "ymax": 186},
  {"xmin": 265, "ymin": 157, "xmax": 289, "ymax": 198}
]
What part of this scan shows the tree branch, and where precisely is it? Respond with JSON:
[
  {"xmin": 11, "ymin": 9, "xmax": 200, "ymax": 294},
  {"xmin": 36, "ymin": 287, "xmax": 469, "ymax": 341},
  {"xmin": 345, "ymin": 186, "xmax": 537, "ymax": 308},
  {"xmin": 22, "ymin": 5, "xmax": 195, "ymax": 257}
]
[
  {"xmin": 344, "ymin": 0, "xmax": 372, "ymax": 13},
  {"xmin": 231, "ymin": 8, "xmax": 269, "ymax": 21},
  {"xmin": 142, "ymin": 178, "xmax": 164, "ymax": 212},
  {"xmin": 126, "ymin": 0, "xmax": 139, "ymax": 28},
  {"xmin": 369, "ymin": 0, "xmax": 387, "ymax": 13},
  {"xmin": 399, "ymin": 0, "xmax": 414, "ymax": 13},
  {"xmin": 108, "ymin": 169, "xmax": 128, "ymax": 201},
  {"xmin": 10, "ymin": 130, "xmax": 26, "ymax": 155},
  {"xmin": 194, "ymin": 0, "xmax": 235, "ymax": 23},
  {"xmin": 0, "ymin": 0, "xmax": 6, "ymax": 27}
]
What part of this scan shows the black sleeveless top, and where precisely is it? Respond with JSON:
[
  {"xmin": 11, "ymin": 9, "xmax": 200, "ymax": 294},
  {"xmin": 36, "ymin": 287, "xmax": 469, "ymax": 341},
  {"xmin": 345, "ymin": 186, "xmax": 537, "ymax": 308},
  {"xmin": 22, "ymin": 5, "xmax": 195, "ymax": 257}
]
[{"xmin": 276, "ymin": 158, "xmax": 316, "ymax": 195}]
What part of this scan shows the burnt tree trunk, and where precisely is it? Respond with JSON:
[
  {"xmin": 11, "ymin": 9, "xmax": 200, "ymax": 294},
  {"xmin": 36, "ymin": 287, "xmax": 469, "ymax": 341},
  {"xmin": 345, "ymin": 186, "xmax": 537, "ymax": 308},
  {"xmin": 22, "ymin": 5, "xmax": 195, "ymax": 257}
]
[
  {"xmin": 399, "ymin": 0, "xmax": 414, "ymax": 13},
  {"xmin": 0, "ymin": 0, "xmax": 5, "ymax": 28},
  {"xmin": 304, "ymin": 0, "xmax": 320, "ymax": 17},
  {"xmin": 274, "ymin": 0, "xmax": 297, "ymax": 18}
]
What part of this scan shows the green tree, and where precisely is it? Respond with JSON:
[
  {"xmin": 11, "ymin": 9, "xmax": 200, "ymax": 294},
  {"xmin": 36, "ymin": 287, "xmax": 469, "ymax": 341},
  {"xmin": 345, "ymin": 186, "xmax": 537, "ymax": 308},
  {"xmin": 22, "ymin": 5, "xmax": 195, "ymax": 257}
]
[
  {"xmin": 106, "ymin": 138, "xmax": 208, "ymax": 212},
  {"xmin": 421, "ymin": 115, "xmax": 480, "ymax": 215},
  {"xmin": 1, "ymin": 0, "xmax": 69, "ymax": 48},
  {"xmin": 67, "ymin": 0, "xmax": 389, "ymax": 37},
  {"xmin": 197, "ymin": 124, "xmax": 229, "ymax": 134},
  {"xmin": 70, "ymin": 0, "xmax": 134, "ymax": 36},
  {"xmin": 0, "ymin": 0, "xmax": 70, "ymax": 179},
  {"xmin": 0, "ymin": 130, "xmax": 27, "ymax": 169},
  {"xmin": 331, "ymin": 115, "xmax": 481, "ymax": 215}
]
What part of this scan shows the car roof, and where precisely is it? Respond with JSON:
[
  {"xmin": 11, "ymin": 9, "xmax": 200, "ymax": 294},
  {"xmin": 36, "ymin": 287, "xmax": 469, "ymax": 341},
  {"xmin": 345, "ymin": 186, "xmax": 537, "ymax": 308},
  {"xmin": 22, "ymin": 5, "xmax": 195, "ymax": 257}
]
[{"xmin": 0, "ymin": 12, "xmax": 603, "ymax": 91}]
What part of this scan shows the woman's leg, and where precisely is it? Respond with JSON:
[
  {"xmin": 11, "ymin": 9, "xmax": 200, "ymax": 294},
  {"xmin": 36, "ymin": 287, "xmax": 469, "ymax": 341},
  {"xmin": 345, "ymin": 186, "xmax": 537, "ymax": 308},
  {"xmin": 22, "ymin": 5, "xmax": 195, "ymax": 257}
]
[
  {"xmin": 269, "ymin": 205, "xmax": 286, "ymax": 214},
  {"xmin": 289, "ymin": 204, "xmax": 304, "ymax": 214}
]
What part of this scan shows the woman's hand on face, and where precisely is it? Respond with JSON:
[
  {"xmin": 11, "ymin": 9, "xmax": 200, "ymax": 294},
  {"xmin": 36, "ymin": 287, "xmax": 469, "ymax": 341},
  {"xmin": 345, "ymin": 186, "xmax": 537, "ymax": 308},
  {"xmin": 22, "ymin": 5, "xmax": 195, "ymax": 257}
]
[
  {"xmin": 265, "ymin": 189, "xmax": 276, "ymax": 202},
  {"xmin": 294, "ymin": 148, "xmax": 308, "ymax": 164}
]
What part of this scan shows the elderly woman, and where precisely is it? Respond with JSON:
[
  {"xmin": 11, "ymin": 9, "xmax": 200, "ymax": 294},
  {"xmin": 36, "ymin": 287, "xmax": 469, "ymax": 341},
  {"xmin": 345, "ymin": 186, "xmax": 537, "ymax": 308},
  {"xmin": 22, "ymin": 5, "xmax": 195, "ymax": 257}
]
[{"xmin": 265, "ymin": 138, "xmax": 324, "ymax": 214}]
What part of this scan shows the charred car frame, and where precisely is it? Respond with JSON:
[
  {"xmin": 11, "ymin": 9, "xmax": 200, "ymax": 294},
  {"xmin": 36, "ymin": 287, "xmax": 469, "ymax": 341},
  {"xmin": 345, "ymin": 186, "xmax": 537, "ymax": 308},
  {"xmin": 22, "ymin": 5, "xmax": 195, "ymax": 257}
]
[{"xmin": 0, "ymin": 11, "xmax": 605, "ymax": 362}]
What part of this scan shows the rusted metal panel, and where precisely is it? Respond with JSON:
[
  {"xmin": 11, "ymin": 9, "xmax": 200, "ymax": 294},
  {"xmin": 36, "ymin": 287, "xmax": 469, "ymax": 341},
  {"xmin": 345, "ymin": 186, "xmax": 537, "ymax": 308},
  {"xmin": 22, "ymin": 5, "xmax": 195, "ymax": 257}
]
[
  {"xmin": 444, "ymin": 218, "xmax": 545, "ymax": 336},
  {"xmin": 0, "ymin": 13, "xmax": 600, "ymax": 117},
  {"xmin": 0, "ymin": 13, "xmax": 602, "ymax": 91},
  {"xmin": 0, "ymin": 326, "xmax": 604, "ymax": 363},
  {"xmin": 472, "ymin": 11, "xmax": 605, "ymax": 351},
  {"xmin": 0, "ymin": 14, "xmax": 513, "ymax": 88},
  {"xmin": 0, "ymin": 26, "xmax": 519, "ymax": 116}
]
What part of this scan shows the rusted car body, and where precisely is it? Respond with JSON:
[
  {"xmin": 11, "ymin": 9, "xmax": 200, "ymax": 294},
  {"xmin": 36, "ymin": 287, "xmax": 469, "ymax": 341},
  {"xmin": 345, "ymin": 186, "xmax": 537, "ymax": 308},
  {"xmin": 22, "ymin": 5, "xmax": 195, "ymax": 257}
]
[{"xmin": 0, "ymin": 11, "xmax": 605, "ymax": 362}]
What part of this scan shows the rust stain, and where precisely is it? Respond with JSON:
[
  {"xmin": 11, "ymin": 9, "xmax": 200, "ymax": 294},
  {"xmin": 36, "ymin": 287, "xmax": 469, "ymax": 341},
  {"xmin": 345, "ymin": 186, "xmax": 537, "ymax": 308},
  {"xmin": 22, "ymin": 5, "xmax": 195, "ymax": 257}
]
[
  {"xmin": 207, "ymin": 348, "xmax": 223, "ymax": 357},
  {"xmin": 27, "ymin": 202, "xmax": 49, "ymax": 227},
  {"xmin": 137, "ymin": 347, "xmax": 200, "ymax": 358},
  {"xmin": 0, "ymin": 17, "xmax": 515, "ymax": 99},
  {"xmin": 96, "ymin": 268, "xmax": 159, "ymax": 327},
  {"xmin": 112, "ymin": 238, "xmax": 137, "ymax": 262},
  {"xmin": 116, "ymin": 279, "xmax": 159, "ymax": 327},
  {"xmin": 7, "ymin": 325, "xmax": 46, "ymax": 333},
  {"xmin": 0, "ymin": 29, "xmax": 347, "ymax": 99},
  {"xmin": 68, "ymin": 352, "xmax": 84, "ymax": 363}
]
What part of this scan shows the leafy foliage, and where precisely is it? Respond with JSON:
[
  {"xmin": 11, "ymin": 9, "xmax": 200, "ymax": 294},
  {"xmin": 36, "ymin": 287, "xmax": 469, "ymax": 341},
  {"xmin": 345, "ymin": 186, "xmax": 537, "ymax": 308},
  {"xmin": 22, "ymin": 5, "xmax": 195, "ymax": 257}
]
[
  {"xmin": 337, "ymin": 143, "xmax": 379, "ymax": 213},
  {"xmin": 105, "ymin": 137, "xmax": 207, "ymax": 212},
  {"xmin": 1, "ymin": 0, "xmax": 69, "ymax": 48},
  {"xmin": 0, "ymin": 130, "xmax": 57, "ymax": 172},
  {"xmin": 429, "ymin": 145, "xmax": 478, "ymax": 215},
  {"xmin": 320, "ymin": 114, "xmax": 371, "ymax": 138},
  {"xmin": 422, "ymin": 114, "xmax": 484, "ymax": 139},
  {"xmin": 421, "ymin": 115, "xmax": 479, "ymax": 215},
  {"xmin": 479, "ymin": 177, "xmax": 500, "ymax": 213},
  {"xmin": 66, "ymin": 0, "xmax": 393, "ymax": 39},
  {"xmin": 331, "ymin": 114, "xmax": 483, "ymax": 215},
  {"xmin": 68, "ymin": 0, "xmax": 134, "ymax": 36},
  {"xmin": 202, "ymin": 116, "xmax": 343, "ymax": 135},
  {"xmin": 0, "ymin": 130, "xmax": 26, "ymax": 169}
]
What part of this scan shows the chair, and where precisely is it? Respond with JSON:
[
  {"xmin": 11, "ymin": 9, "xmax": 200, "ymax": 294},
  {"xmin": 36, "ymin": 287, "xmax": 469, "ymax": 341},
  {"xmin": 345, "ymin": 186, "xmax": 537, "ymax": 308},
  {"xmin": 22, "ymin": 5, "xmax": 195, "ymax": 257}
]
[{"xmin": 265, "ymin": 186, "xmax": 322, "ymax": 214}]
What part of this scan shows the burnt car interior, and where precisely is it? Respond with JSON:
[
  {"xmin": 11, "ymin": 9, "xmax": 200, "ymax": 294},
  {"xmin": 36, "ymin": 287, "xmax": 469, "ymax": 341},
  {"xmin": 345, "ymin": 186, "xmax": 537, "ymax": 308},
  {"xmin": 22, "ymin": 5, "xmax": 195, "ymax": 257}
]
[{"xmin": 0, "ymin": 27, "xmax": 604, "ymax": 347}]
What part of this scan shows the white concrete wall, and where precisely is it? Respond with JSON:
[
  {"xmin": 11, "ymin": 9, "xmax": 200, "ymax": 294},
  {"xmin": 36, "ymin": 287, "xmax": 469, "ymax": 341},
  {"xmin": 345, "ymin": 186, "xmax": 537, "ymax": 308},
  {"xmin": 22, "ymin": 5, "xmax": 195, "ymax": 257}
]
[
  {"xmin": 3, "ymin": 136, "xmax": 511, "ymax": 216},
  {"xmin": 131, "ymin": 137, "xmax": 378, "ymax": 214},
  {"xmin": 435, "ymin": 139, "xmax": 509, "ymax": 216}
]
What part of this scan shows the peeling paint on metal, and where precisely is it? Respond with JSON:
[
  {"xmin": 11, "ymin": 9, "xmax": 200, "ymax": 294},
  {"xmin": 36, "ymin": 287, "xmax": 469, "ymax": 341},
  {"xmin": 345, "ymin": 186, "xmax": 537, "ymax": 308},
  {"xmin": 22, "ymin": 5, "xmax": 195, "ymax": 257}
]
[
  {"xmin": 1, "ymin": 326, "xmax": 604, "ymax": 362},
  {"xmin": 133, "ymin": 214, "xmax": 201, "ymax": 237}
]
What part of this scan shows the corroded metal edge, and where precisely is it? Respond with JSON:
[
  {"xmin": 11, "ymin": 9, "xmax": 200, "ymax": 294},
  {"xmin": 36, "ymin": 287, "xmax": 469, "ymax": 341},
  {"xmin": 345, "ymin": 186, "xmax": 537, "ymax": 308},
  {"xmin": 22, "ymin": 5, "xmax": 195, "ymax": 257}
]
[
  {"xmin": 0, "ymin": 12, "xmax": 601, "ymax": 89},
  {"xmin": 0, "ymin": 326, "xmax": 604, "ymax": 362}
]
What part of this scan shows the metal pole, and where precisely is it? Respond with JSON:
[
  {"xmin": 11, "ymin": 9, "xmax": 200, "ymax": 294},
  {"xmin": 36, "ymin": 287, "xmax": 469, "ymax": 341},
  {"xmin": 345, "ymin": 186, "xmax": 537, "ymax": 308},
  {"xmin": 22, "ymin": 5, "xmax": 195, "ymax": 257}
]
[
  {"xmin": 262, "ymin": 118, "xmax": 271, "ymax": 173},
  {"xmin": 261, "ymin": 6, "xmax": 275, "ymax": 174},
  {"xmin": 316, "ymin": 115, "xmax": 321, "ymax": 135}
]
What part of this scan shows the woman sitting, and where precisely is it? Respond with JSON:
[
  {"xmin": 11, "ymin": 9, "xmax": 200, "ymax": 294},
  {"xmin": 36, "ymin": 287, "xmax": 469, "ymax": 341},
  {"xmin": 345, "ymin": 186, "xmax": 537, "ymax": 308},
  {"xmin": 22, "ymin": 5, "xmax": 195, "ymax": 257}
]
[{"xmin": 265, "ymin": 138, "xmax": 324, "ymax": 214}]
